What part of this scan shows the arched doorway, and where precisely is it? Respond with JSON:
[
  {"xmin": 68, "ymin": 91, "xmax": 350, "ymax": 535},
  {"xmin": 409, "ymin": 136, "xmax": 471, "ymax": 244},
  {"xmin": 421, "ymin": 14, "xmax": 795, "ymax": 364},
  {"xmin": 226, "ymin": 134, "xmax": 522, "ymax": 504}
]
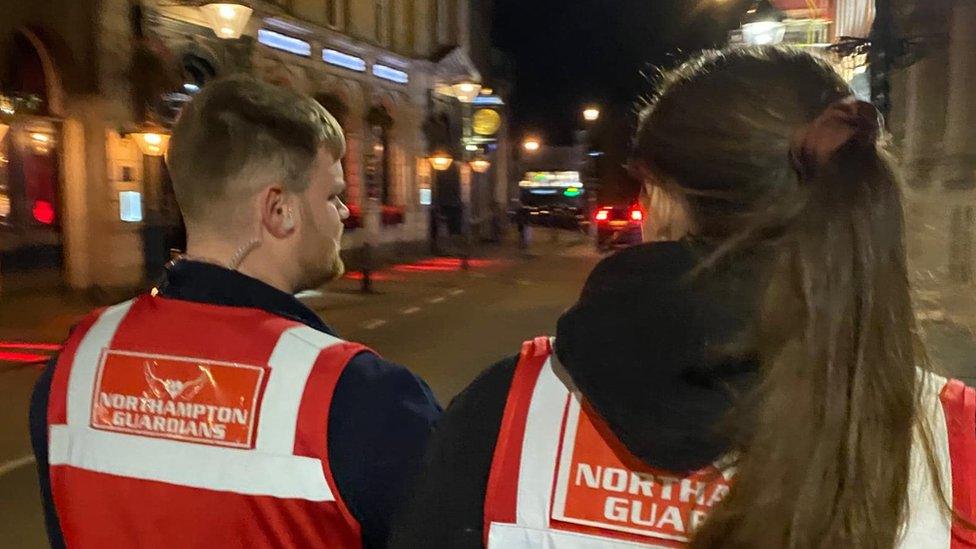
[
  {"xmin": 317, "ymin": 80, "xmax": 369, "ymax": 234},
  {"xmin": 366, "ymin": 105, "xmax": 393, "ymax": 205},
  {"xmin": 0, "ymin": 29, "xmax": 66, "ymax": 291},
  {"xmin": 315, "ymin": 91, "xmax": 360, "ymax": 229}
]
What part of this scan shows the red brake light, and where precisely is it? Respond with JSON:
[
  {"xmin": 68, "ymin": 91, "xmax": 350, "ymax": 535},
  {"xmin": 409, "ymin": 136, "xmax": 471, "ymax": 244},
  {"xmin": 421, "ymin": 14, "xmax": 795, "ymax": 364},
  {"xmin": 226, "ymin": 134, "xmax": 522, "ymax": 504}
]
[
  {"xmin": 630, "ymin": 208, "xmax": 643, "ymax": 222},
  {"xmin": 595, "ymin": 209, "xmax": 609, "ymax": 221}
]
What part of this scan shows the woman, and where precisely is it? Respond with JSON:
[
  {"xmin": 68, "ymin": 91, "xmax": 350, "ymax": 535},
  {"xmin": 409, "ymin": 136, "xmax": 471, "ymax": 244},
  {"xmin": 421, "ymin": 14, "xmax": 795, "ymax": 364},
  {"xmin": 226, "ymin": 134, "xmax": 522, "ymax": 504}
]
[{"xmin": 392, "ymin": 47, "xmax": 975, "ymax": 548}]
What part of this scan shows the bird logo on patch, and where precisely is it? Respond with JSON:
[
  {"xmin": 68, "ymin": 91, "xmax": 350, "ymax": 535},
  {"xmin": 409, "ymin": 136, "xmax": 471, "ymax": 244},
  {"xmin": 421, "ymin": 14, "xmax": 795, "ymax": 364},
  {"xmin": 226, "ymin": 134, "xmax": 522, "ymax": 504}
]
[{"xmin": 144, "ymin": 361, "xmax": 212, "ymax": 400}]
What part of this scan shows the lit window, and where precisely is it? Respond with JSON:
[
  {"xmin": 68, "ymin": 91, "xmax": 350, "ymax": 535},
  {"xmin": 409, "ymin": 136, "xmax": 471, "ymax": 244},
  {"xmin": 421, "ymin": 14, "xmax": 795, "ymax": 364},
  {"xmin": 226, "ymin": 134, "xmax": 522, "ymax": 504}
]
[
  {"xmin": 257, "ymin": 29, "xmax": 311, "ymax": 56},
  {"xmin": 372, "ymin": 64, "xmax": 409, "ymax": 84},
  {"xmin": 119, "ymin": 191, "xmax": 143, "ymax": 223},
  {"xmin": 323, "ymin": 49, "xmax": 367, "ymax": 72}
]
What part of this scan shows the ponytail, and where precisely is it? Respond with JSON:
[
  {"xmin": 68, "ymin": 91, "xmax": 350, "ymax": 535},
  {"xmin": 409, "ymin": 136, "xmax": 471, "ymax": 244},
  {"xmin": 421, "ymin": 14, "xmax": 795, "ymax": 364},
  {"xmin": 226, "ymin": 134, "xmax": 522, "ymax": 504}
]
[
  {"xmin": 691, "ymin": 99, "xmax": 920, "ymax": 548},
  {"xmin": 635, "ymin": 48, "xmax": 958, "ymax": 547}
]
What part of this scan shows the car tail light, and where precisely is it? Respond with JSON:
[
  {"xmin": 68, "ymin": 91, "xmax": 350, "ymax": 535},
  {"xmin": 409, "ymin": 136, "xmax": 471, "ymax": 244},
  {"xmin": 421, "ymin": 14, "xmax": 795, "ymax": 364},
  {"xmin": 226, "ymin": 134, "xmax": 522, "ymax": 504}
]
[
  {"xmin": 595, "ymin": 209, "xmax": 609, "ymax": 221},
  {"xmin": 630, "ymin": 208, "xmax": 643, "ymax": 222}
]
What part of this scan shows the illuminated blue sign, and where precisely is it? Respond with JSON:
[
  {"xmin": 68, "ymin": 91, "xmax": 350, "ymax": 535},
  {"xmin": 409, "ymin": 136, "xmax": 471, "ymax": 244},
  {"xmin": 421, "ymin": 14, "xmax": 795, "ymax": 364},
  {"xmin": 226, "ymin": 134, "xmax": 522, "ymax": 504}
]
[
  {"xmin": 473, "ymin": 96, "xmax": 504, "ymax": 106},
  {"xmin": 257, "ymin": 29, "xmax": 311, "ymax": 57},
  {"xmin": 372, "ymin": 64, "xmax": 409, "ymax": 84},
  {"xmin": 323, "ymin": 49, "xmax": 367, "ymax": 72}
]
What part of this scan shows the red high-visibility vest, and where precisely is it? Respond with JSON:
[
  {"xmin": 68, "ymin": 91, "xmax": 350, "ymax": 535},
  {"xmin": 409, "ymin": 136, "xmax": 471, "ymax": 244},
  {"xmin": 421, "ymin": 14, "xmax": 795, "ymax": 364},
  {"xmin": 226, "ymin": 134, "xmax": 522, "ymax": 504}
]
[
  {"xmin": 47, "ymin": 295, "xmax": 367, "ymax": 548},
  {"xmin": 484, "ymin": 337, "xmax": 976, "ymax": 548}
]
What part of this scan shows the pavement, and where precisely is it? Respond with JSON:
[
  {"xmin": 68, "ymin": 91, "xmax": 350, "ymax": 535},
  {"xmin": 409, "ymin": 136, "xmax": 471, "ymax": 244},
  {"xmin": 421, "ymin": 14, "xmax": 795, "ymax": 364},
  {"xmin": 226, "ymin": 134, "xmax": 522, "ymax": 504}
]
[{"xmin": 0, "ymin": 230, "xmax": 601, "ymax": 548}]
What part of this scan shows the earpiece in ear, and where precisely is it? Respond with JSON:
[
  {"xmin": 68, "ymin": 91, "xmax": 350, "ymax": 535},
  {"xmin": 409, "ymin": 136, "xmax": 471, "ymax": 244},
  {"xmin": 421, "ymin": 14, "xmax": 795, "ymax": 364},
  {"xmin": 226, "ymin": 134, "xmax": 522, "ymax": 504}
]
[{"xmin": 282, "ymin": 210, "xmax": 295, "ymax": 231}]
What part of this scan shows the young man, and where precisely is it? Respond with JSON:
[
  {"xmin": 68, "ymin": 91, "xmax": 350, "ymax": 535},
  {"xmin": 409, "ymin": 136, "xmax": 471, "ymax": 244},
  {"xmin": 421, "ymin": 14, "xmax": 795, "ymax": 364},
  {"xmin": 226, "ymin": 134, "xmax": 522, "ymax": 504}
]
[{"xmin": 29, "ymin": 76, "xmax": 440, "ymax": 548}]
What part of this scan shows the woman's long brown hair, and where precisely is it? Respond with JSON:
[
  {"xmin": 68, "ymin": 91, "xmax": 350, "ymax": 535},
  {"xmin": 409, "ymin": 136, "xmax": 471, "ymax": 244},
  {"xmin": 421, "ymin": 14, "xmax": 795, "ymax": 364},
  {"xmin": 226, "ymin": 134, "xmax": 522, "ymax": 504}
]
[{"xmin": 634, "ymin": 47, "xmax": 942, "ymax": 548}]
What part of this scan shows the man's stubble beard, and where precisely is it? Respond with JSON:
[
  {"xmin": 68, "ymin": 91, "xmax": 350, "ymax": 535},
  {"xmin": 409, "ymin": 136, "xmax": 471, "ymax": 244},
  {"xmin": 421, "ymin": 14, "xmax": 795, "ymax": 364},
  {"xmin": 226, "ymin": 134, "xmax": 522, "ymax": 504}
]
[{"xmin": 296, "ymin": 246, "xmax": 344, "ymax": 293}]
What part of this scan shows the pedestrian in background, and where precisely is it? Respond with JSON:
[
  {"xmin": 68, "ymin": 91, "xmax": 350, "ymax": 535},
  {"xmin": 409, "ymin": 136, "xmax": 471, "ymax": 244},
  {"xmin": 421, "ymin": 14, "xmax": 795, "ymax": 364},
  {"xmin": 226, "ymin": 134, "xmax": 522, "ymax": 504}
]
[
  {"xmin": 29, "ymin": 75, "xmax": 440, "ymax": 549},
  {"xmin": 391, "ymin": 46, "xmax": 975, "ymax": 548}
]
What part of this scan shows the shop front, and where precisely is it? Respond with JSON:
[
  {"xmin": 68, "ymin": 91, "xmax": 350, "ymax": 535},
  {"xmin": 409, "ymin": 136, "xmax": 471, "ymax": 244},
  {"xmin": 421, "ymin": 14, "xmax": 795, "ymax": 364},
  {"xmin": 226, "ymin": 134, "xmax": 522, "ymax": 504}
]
[{"xmin": 0, "ymin": 30, "xmax": 67, "ymax": 292}]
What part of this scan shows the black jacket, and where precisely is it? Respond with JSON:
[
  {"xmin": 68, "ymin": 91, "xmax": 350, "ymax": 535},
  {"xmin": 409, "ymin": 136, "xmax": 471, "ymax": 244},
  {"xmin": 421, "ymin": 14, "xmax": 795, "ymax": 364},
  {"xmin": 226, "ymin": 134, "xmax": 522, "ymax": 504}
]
[
  {"xmin": 30, "ymin": 260, "xmax": 442, "ymax": 549},
  {"xmin": 390, "ymin": 241, "xmax": 764, "ymax": 548}
]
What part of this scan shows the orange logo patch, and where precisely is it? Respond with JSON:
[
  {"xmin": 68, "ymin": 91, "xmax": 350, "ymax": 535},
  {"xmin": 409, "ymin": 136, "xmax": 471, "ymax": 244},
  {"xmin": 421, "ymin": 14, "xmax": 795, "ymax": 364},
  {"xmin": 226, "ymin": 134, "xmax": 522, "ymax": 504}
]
[
  {"xmin": 551, "ymin": 399, "xmax": 732, "ymax": 543},
  {"xmin": 90, "ymin": 350, "xmax": 265, "ymax": 448}
]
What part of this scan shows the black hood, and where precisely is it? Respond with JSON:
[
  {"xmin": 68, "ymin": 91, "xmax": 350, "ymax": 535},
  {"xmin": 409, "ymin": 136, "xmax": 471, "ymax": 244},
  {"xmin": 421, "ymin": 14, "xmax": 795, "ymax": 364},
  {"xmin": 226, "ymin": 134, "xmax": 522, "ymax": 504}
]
[{"xmin": 555, "ymin": 241, "xmax": 764, "ymax": 472}]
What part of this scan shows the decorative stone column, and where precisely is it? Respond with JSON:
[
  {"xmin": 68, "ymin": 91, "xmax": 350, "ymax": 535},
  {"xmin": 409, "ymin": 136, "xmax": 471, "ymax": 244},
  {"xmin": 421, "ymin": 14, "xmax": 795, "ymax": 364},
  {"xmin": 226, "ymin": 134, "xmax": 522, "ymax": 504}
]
[
  {"xmin": 901, "ymin": 12, "xmax": 950, "ymax": 189},
  {"xmin": 942, "ymin": 0, "xmax": 976, "ymax": 288},
  {"xmin": 941, "ymin": 0, "xmax": 976, "ymax": 191}
]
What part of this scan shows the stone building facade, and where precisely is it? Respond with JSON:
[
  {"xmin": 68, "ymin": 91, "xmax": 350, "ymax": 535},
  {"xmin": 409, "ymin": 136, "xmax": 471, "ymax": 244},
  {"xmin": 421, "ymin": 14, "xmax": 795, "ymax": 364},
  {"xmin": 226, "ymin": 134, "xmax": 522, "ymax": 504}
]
[
  {"xmin": 888, "ymin": 0, "xmax": 976, "ymax": 329},
  {"xmin": 0, "ymin": 0, "xmax": 490, "ymax": 292}
]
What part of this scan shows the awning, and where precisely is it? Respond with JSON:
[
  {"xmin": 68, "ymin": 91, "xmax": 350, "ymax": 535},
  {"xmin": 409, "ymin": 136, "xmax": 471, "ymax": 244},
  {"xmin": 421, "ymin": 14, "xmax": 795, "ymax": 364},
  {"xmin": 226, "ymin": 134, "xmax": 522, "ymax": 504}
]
[{"xmin": 834, "ymin": 0, "xmax": 875, "ymax": 39}]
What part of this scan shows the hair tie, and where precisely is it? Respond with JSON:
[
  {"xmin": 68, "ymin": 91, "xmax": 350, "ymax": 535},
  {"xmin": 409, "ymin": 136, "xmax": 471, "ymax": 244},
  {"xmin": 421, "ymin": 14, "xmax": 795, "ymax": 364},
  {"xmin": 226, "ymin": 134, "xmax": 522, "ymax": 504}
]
[{"xmin": 789, "ymin": 97, "xmax": 881, "ymax": 178}]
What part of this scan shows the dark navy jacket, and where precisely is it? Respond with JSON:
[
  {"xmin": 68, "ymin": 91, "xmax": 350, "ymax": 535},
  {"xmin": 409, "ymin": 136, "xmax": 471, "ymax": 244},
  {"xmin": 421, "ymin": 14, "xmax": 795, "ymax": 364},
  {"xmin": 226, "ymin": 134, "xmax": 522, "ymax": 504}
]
[{"xmin": 30, "ymin": 260, "xmax": 442, "ymax": 548}]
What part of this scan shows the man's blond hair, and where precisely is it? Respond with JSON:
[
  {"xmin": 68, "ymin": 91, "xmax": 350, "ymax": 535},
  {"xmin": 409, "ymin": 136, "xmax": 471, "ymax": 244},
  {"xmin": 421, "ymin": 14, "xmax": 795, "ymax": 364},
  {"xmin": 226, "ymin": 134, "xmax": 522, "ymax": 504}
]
[{"xmin": 167, "ymin": 75, "xmax": 345, "ymax": 227}]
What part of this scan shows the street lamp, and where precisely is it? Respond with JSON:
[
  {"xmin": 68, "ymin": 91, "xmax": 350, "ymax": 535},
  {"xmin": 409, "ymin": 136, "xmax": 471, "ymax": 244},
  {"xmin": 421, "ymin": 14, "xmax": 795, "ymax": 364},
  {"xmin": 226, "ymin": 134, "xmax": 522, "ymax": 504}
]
[
  {"xmin": 523, "ymin": 137, "xmax": 541, "ymax": 153},
  {"xmin": 200, "ymin": 3, "xmax": 253, "ymax": 40},
  {"xmin": 740, "ymin": 0, "xmax": 786, "ymax": 46},
  {"xmin": 583, "ymin": 106, "xmax": 600, "ymax": 122},
  {"xmin": 17, "ymin": 122, "xmax": 57, "ymax": 155},
  {"xmin": 129, "ymin": 125, "xmax": 171, "ymax": 157},
  {"xmin": 428, "ymin": 151, "xmax": 454, "ymax": 171},
  {"xmin": 450, "ymin": 81, "xmax": 482, "ymax": 103},
  {"xmin": 469, "ymin": 156, "xmax": 491, "ymax": 174}
]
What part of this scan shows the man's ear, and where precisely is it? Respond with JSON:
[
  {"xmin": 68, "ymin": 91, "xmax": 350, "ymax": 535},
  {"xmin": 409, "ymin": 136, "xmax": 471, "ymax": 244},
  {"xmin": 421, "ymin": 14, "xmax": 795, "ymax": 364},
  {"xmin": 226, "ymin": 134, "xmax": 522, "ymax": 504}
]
[{"xmin": 259, "ymin": 185, "xmax": 294, "ymax": 238}]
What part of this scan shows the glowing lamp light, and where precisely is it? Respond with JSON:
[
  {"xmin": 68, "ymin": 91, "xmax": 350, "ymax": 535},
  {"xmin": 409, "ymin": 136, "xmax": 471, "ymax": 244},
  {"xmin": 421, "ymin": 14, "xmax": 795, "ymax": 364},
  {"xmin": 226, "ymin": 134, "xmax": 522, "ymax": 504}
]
[
  {"xmin": 130, "ymin": 129, "xmax": 170, "ymax": 157},
  {"xmin": 583, "ymin": 107, "xmax": 600, "ymax": 122},
  {"xmin": 201, "ymin": 3, "xmax": 253, "ymax": 40},
  {"xmin": 630, "ymin": 208, "xmax": 643, "ymax": 222},
  {"xmin": 595, "ymin": 209, "xmax": 609, "ymax": 222},
  {"xmin": 469, "ymin": 157, "xmax": 491, "ymax": 173},
  {"xmin": 522, "ymin": 138, "xmax": 541, "ymax": 153},
  {"xmin": 451, "ymin": 81, "xmax": 482, "ymax": 103},
  {"xmin": 25, "ymin": 129, "xmax": 56, "ymax": 155},
  {"xmin": 428, "ymin": 151, "xmax": 454, "ymax": 171},
  {"xmin": 32, "ymin": 200, "xmax": 55, "ymax": 225},
  {"xmin": 563, "ymin": 187, "xmax": 582, "ymax": 197}
]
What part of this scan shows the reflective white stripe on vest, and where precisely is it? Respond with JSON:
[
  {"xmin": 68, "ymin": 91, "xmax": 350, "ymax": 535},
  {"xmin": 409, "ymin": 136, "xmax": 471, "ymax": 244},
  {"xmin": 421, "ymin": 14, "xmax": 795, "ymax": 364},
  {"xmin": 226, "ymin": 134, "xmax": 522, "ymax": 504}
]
[
  {"xmin": 516, "ymin": 355, "xmax": 571, "ymax": 529},
  {"xmin": 66, "ymin": 300, "xmax": 135, "ymax": 427},
  {"xmin": 256, "ymin": 326, "xmax": 343, "ymax": 454},
  {"xmin": 49, "ymin": 425, "xmax": 334, "ymax": 501}
]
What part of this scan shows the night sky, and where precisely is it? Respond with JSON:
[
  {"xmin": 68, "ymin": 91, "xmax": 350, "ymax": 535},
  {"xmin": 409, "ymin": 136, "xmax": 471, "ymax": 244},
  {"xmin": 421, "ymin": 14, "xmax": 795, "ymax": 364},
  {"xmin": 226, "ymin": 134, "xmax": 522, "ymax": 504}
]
[{"xmin": 491, "ymin": 0, "xmax": 754, "ymax": 198}]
